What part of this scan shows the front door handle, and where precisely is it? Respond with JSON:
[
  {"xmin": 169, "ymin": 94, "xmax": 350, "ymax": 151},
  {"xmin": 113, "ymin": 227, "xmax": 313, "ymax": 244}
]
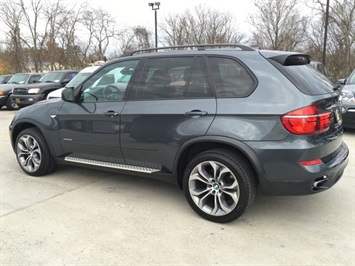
[
  {"xmin": 103, "ymin": 111, "xmax": 119, "ymax": 117},
  {"xmin": 185, "ymin": 110, "xmax": 208, "ymax": 117}
]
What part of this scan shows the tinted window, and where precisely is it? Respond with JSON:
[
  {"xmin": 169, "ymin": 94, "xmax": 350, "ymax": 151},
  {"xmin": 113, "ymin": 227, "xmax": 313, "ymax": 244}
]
[
  {"xmin": 208, "ymin": 57, "xmax": 255, "ymax": 98},
  {"xmin": 129, "ymin": 57, "xmax": 212, "ymax": 100},
  {"xmin": 64, "ymin": 73, "xmax": 77, "ymax": 81},
  {"xmin": 274, "ymin": 63, "xmax": 334, "ymax": 95},
  {"xmin": 80, "ymin": 60, "xmax": 139, "ymax": 103},
  {"xmin": 29, "ymin": 75, "xmax": 41, "ymax": 83}
]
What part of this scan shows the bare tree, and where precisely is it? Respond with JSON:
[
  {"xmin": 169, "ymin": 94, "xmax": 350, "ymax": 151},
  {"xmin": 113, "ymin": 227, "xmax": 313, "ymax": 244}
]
[
  {"xmin": 161, "ymin": 5, "xmax": 246, "ymax": 46},
  {"xmin": 56, "ymin": 3, "xmax": 85, "ymax": 69},
  {"xmin": 0, "ymin": 0, "xmax": 26, "ymax": 72},
  {"xmin": 80, "ymin": 7, "xmax": 117, "ymax": 62},
  {"xmin": 250, "ymin": 0, "xmax": 308, "ymax": 50},
  {"xmin": 43, "ymin": 0, "xmax": 67, "ymax": 70},
  {"xmin": 18, "ymin": 0, "xmax": 47, "ymax": 72}
]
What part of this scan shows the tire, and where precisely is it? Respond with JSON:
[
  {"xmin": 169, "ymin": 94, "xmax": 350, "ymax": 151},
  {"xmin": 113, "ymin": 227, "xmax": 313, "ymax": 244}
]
[
  {"xmin": 183, "ymin": 149, "xmax": 257, "ymax": 223},
  {"xmin": 6, "ymin": 95, "xmax": 19, "ymax": 110},
  {"xmin": 15, "ymin": 128, "xmax": 56, "ymax": 176}
]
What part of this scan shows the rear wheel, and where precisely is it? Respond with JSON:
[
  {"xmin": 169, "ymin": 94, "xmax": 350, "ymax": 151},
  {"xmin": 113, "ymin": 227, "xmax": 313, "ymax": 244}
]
[
  {"xmin": 15, "ymin": 128, "xmax": 56, "ymax": 176},
  {"xmin": 183, "ymin": 149, "xmax": 257, "ymax": 223}
]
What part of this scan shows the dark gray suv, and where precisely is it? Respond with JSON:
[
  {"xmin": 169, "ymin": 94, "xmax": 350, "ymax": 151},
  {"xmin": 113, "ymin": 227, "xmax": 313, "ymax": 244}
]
[{"xmin": 9, "ymin": 44, "xmax": 349, "ymax": 223}]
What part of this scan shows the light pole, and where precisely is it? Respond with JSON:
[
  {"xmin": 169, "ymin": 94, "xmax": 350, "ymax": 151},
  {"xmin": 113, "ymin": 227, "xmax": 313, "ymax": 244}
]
[
  {"xmin": 322, "ymin": 0, "xmax": 330, "ymax": 66},
  {"xmin": 148, "ymin": 2, "xmax": 160, "ymax": 48}
]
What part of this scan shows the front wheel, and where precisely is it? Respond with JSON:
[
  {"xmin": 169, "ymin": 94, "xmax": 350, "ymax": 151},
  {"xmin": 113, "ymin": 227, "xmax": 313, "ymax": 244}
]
[
  {"xmin": 6, "ymin": 95, "xmax": 19, "ymax": 110},
  {"xmin": 15, "ymin": 128, "xmax": 55, "ymax": 176},
  {"xmin": 183, "ymin": 149, "xmax": 257, "ymax": 223}
]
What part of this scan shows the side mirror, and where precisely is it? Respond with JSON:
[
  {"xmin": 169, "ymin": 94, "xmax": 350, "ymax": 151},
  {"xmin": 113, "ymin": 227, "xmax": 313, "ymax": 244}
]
[
  {"xmin": 61, "ymin": 87, "xmax": 74, "ymax": 102},
  {"xmin": 337, "ymin": 78, "xmax": 346, "ymax": 86}
]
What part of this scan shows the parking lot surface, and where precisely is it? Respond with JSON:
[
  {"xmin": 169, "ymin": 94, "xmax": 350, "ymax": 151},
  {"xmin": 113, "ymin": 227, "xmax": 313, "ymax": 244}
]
[{"xmin": 1, "ymin": 110, "xmax": 354, "ymax": 265}]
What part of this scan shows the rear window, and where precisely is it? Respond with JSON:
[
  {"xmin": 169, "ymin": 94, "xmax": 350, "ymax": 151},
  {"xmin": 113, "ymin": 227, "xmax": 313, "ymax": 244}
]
[{"xmin": 272, "ymin": 63, "xmax": 334, "ymax": 95}]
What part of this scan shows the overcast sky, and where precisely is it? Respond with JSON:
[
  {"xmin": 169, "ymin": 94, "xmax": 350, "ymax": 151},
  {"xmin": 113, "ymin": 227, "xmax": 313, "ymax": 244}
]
[{"xmin": 67, "ymin": 0, "xmax": 256, "ymax": 33}]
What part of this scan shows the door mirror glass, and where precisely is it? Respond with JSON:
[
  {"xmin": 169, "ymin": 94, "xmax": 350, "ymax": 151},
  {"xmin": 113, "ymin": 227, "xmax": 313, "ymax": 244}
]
[{"xmin": 62, "ymin": 87, "xmax": 75, "ymax": 102}]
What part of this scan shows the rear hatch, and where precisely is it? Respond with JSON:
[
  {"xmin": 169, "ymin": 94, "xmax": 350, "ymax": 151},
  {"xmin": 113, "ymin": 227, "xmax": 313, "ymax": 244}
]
[{"xmin": 260, "ymin": 50, "xmax": 343, "ymax": 136}]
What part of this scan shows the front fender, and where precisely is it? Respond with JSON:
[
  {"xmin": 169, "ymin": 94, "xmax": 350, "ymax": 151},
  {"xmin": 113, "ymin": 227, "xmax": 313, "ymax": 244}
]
[{"xmin": 10, "ymin": 99, "xmax": 64, "ymax": 157}]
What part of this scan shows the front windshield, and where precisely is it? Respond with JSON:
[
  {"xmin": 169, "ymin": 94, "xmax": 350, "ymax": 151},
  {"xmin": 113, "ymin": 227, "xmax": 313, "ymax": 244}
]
[
  {"xmin": 40, "ymin": 72, "xmax": 63, "ymax": 83},
  {"xmin": 346, "ymin": 71, "xmax": 355, "ymax": 85},
  {"xmin": 66, "ymin": 73, "xmax": 91, "ymax": 88},
  {"xmin": 8, "ymin": 74, "xmax": 29, "ymax": 84}
]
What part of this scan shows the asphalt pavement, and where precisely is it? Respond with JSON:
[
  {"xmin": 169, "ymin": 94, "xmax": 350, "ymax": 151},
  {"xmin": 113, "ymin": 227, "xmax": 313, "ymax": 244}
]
[{"xmin": 1, "ymin": 109, "xmax": 354, "ymax": 265}]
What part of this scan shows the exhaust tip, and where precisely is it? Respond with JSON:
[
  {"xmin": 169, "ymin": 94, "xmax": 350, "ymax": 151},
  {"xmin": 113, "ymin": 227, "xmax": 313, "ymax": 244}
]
[{"xmin": 312, "ymin": 175, "xmax": 328, "ymax": 191}]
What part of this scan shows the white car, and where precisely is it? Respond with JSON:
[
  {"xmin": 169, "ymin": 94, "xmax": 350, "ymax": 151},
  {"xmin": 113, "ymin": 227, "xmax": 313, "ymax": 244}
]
[{"xmin": 47, "ymin": 65, "xmax": 102, "ymax": 99}]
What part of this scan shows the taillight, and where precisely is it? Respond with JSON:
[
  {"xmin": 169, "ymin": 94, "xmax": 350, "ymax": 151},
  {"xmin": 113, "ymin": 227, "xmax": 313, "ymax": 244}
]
[
  {"xmin": 281, "ymin": 105, "xmax": 331, "ymax": 135},
  {"xmin": 299, "ymin": 159, "xmax": 322, "ymax": 166}
]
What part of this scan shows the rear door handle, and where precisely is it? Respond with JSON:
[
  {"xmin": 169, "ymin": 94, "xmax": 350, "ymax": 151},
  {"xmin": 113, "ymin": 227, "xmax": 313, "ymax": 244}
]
[
  {"xmin": 185, "ymin": 110, "xmax": 208, "ymax": 117},
  {"xmin": 103, "ymin": 111, "xmax": 119, "ymax": 117}
]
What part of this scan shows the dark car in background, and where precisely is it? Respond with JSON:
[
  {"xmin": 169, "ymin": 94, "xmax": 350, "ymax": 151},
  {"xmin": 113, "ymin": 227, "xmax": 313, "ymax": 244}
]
[
  {"xmin": 9, "ymin": 44, "xmax": 349, "ymax": 223},
  {"xmin": 0, "ymin": 74, "xmax": 13, "ymax": 84},
  {"xmin": 339, "ymin": 69, "xmax": 355, "ymax": 128},
  {"xmin": 11, "ymin": 70, "xmax": 78, "ymax": 108},
  {"xmin": 0, "ymin": 73, "xmax": 42, "ymax": 110}
]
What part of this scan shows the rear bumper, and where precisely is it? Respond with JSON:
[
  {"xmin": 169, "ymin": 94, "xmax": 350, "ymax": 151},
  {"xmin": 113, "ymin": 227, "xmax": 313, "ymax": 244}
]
[
  {"xmin": 252, "ymin": 140, "xmax": 349, "ymax": 195},
  {"xmin": 10, "ymin": 94, "xmax": 45, "ymax": 107}
]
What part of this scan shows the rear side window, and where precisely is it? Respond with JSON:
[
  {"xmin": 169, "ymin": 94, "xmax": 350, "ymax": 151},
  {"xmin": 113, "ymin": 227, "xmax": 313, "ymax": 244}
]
[
  {"xmin": 208, "ymin": 57, "xmax": 255, "ymax": 98},
  {"xmin": 129, "ymin": 57, "xmax": 212, "ymax": 100},
  {"xmin": 272, "ymin": 63, "xmax": 334, "ymax": 95}
]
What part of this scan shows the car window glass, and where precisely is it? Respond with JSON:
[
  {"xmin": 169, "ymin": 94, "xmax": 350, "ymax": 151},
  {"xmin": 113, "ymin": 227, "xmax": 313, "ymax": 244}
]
[
  {"xmin": 347, "ymin": 71, "xmax": 355, "ymax": 84},
  {"xmin": 65, "ymin": 73, "xmax": 77, "ymax": 81},
  {"xmin": 80, "ymin": 60, "xmax": 139, "ymax": 103},
  {"xmin": 29, "ymin": 75, "xmax": 41, "ymax": 83},
  {"xmin": 8, "ymin": 74, "xmax": 29, "ymax": 84},
  {"xmin": 278, "ymin": 64, "xmax": 333, "ymax": 95},
  {"xmin": 66, "ymin": 73, "xmax": 91, "ymax": 88},
  {"xmin": 40, "ymin": 72, "xmax": 63, "ymax": 83},
  {"xmin": 208, "ymin": 57, "xmax": 254, "ymax": 98},
  {"xmin": 129, "ymin": 57, "xmax": 212, "ymax": 100}
]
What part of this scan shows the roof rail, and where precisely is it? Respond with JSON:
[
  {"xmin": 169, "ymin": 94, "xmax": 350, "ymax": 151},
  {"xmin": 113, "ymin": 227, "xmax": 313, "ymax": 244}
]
[{"xmin": 123, "ymin": 44, "xmax": 255, "ymax": 56}]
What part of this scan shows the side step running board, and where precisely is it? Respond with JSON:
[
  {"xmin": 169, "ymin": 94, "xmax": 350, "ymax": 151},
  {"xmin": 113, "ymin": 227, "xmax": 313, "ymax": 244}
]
[{"xmin": 64, "ymin": 156, "xmax": 160, "ymax": 174}]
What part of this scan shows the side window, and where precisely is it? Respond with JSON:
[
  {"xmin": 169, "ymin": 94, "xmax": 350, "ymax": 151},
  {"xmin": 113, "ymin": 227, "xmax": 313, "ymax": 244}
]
[
  {"xmin": 29, "ymin": 75, "xmax": 41, "ymax": 83},
  {"xmin": 128, "ymin": 57, "xmax": 212, "ymax": 100},
  {"xmin": 208, "ymin": 57, "xmax": 255, "ymax": 98},
  {"xmin": 65, "ymin": 73, "xmax": 77, "ymax": 81},
  {"xmin": 80, "ymin": 60, "xmax": 139, "ymax": 103}
]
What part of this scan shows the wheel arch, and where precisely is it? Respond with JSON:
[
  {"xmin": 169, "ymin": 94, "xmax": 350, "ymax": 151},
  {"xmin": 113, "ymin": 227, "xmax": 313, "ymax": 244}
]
[
  {"xmin": 174, "ymin": 136, "xmax": 265, "ymax": 188},
  {"xmin": 11, "ymin": 121, "xmax": 57, "ymax": 156}
]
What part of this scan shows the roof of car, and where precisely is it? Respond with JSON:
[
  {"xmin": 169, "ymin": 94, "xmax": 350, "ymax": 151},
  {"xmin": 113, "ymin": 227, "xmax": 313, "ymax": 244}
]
[{"xmin": 121, "ymin": 44, "xmax": 257, "ymax": 57}]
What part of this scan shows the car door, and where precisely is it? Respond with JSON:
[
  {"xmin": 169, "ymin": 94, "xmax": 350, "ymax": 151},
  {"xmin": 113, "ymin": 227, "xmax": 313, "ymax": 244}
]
[
  {"xmin": 120, "ymin": 56, "xmax": 217, "ymax": 172},
  {"xmin": 57, "ymin": 60, "xmax": 140, "ymax": 162}
]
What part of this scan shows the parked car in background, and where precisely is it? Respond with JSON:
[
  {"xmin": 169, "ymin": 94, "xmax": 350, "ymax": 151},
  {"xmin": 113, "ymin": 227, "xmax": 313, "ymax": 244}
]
[
  {"xmin": 47, "ymin": 65, "xmax": 103, "ymax": 99},
  {"xmin": 309, "ymin": 61, "xmax": 327, "ymax": 76},
  {"xmin": 11, "ymin": 70, "xmax": 78, "ymax": 108},
  {"xmin": 338, "ymin": 69, "xmax": 355, "ymax": 129},
  {"xmin": 9, "ymin": 44, "xmax": 348, "ymax": 223},
  {"xmin": 0, "ymin": 73, "xmax": 42, "ymax": 110},
  {"xmin": 0, "ymin": 74, "xmax": 13, "ymax": 84}
]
